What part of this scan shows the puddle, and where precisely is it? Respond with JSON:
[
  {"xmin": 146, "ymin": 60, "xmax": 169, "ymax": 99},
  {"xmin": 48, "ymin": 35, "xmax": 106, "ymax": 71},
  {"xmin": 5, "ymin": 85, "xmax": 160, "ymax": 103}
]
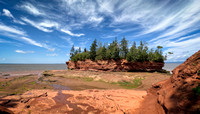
[
  {"xmin": 52, "ymin": 84, "xmax": 70, "ymax": 90},
  {"xmin": 50, "ymin": 90, "xmax": 101, "ymax": 113}
]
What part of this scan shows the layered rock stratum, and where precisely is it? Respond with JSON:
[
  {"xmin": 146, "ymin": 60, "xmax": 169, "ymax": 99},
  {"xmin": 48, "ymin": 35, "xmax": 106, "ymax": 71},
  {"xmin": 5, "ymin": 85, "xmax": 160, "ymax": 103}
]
[{"xmin": 66, "ymin": 59, "xmax": 164, "ymax": 72}]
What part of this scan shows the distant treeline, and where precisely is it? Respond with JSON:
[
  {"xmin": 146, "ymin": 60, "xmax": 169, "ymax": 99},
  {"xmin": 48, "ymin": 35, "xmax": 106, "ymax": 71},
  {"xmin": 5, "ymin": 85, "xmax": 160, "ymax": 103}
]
[{"xmin": 70, "ymin": 37, "xmax": 169, "ymax": 63}]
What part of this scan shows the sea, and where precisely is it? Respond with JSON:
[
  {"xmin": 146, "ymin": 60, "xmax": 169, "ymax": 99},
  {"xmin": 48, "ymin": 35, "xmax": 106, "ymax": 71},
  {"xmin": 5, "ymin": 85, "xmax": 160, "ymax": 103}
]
[{"xmin": 0, "ymin": 62, "xmax": 182, "ymax": 72}]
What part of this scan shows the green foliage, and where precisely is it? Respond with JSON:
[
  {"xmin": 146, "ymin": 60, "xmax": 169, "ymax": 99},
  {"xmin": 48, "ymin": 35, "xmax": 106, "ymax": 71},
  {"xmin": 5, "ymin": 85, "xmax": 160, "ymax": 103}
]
[
  {"xmin": 70, "ymin": 37, "xmax": 168, "ymax": 63},
  {"xmin": 117, "ymin": 77, "xmax": 143, "ymax": 89},
  {"xmin": 78, "ymin": 47, "xmax": 81, "ymax": 53},
  {"xmin": 71, "ymin": 52, "xmax": 90, "ymax": 62},
  {"xmin": 70, "ymin": 45, "xmax": 75, "ymax": 58},
  {"xmin": 89, "ymin": 39, "xmax": 97, "ymax": 61},
  {"xmin": 193, "ymin": 84, "xmax": 200, "ymax": 96},
  {"xmin": 120, "ymin": 37, "xmax": 128, "ymax": 59}
]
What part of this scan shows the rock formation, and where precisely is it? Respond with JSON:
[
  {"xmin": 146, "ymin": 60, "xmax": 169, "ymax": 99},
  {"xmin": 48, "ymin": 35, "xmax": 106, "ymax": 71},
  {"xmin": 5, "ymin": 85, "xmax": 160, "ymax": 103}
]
[
  {"xmin": 66, "ymin": 59, "xmax": 164, "ymax": 72},
  {"xmin": 140, "ymin": 50, "xmax": 200, "ymax": 113}
]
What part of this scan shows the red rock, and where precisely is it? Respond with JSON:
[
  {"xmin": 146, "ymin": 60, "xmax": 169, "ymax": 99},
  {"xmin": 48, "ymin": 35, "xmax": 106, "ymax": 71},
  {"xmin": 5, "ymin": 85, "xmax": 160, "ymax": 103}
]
[
  {"xmin": 66, "ymin": 59, "xmax": 164, "ymax": 72},
  {"xmin": 144, "ymin": 50, "xmax": 200, "ymax": 113}
]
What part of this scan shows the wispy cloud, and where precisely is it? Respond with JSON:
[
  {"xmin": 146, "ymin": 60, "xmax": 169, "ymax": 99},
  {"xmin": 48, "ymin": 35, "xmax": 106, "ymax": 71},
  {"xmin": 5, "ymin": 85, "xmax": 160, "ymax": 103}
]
[
  {"xmin": 19, "ymin": 2, "xmax": 44, "ymax": 16},
  {"xmin": 149, "ymin": 33, "xmax": 200, "ymax": 62},
  {"xmin": 21, "ymin": 17, "xmax": 59, "ymax": 32},
  {"xmin": 21, "ymin": 37, "xmax": 42, "ymax": 47},
  {"xmin": 15, "ymin": 50, "xmax": 34, "ymax": 54},
  {"xmin": 20, "ymin": 37, "xmax": 55, "ymax": 51},
  {"xmin": 2, "ymin": 9, "xmax": 25, "ymax": 25},
  {"xmin": 61, "ymin": 29, "xmax": 84, "ymax": 37},
  {"xmin": 0, "ymin": 23, "xmax": 26, "ymax": 36},
  {"xmin": 2, "ymin": 9, "xmax": 14, "ymax": 18}
]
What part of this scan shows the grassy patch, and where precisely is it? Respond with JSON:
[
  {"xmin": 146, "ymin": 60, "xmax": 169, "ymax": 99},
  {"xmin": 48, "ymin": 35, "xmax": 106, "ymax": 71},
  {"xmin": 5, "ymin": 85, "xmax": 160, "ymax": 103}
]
[
  {"xmin": 113, "ymin": 77, "xmax": 143, "ymax": 89},
  {"xmin": 76, "ymin": 77, "xmax": 94, "ymax": 81}
]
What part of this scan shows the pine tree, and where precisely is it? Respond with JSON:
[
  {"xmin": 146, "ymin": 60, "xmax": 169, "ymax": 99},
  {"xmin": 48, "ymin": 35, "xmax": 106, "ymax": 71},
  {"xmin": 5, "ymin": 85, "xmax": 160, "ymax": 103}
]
[
  {"xmin": 89, "ymin": 39, "xmax": 97, "ymax": 61},
  {"xmin": 120, "ymin": 37, "xmax": 128, "ymax": 59},
  {"xmin": 70, "ymin": 45, "xmax": 75, "ymax": 58},
  {"xmin": 84, "ymin": 48, "xmax": 87, "ymax": 52},
  {"xmin": 127, "ymin": 41, "xmax": 137, "ymax": 62},
  {"xmin": 78, "ymin": 47, "xmax": 81, "ymax": 53},
  {"xmin": 102, "ymin": 45, "xmax": 107, "ymax": 60}
]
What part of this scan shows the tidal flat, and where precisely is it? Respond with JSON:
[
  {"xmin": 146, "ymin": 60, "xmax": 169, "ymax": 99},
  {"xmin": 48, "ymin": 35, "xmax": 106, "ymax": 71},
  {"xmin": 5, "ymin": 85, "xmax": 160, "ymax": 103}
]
[{"xmin": 0, "ymin": 70, "xmax": 170, "ymax": 96}]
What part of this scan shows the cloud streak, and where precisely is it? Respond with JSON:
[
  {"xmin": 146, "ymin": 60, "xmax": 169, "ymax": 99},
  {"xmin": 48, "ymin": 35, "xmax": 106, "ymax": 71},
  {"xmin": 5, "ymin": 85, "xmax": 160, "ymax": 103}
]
[
  {"xmin": 15, "ymin": 50, "xmax": 34, "ymax": 54},
  {"xmin": 21, "ymin": 17, "xmax": 59, "ymax": 32},
  {"xmin": 19, "ymin": 2, "xmax": 44, "ymax": 16},
  {"xmin": 0, "ymin": 23, "xmax": 26, "ymax": 36},
  {"xmin": 20, "ymin": 37, "xmax": 55, "ymax": 51},
  {"xmin": 61, "ymin": 29, "xmax": 84, "ymax": 37},
  {"xmin": 2, "ymin": 9, "xmax": 25, "ymax": 25}
]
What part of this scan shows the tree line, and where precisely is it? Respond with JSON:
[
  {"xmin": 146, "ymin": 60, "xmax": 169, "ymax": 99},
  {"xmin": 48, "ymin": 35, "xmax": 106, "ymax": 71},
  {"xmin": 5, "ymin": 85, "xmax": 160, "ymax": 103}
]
[{"xmin": 70, "ymin": 37, "xmax": 168, "ymax": 62}]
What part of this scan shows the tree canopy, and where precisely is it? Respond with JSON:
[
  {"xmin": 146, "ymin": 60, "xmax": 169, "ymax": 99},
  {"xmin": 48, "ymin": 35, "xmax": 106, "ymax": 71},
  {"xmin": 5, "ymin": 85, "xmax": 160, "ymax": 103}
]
[{"xmin": 70, "ymin": 37, "xmax": 167, "ymax": 63}]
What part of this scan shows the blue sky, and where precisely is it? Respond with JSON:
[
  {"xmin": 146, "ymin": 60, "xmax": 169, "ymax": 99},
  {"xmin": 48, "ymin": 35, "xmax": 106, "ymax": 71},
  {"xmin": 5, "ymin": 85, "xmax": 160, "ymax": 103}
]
[{"xmin": 0, "ymin": 0, "xmax": 200, "ymax": 63}]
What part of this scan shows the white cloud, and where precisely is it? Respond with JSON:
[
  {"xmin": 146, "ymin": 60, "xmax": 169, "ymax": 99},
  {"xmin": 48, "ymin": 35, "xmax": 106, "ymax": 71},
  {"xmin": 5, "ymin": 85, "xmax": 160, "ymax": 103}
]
[
  {"xmin": 46, "ymin": 53, "xmax": 58, "ymax": 56},
  {"xmin": 19, "ymin": 2, "xmax": 44, "ymax": 16},
  {"xmin": 2, "ymin": 9, "xmax": 14, "ymax": 18},
  {"xmin": 88, "ymin": 16, "xmax": 103, "ymax": 25},
  {"xmin": 21, "ymin": 17, "xmax": 58, "ymax": 32},
  {"xmin": 149, "ymin": 34, "xmax": 200, "ymax": 62},
  {"xmin": 61, "ymin": 29, "xmax": 84, "ymax": 37},
  {"xmin": 0, "ymin": 23, "xmax": 26, "ymax": 36},
  {"xmin": 2, "ymin": 9, "xmax": 25, "ymax": 25},
  {"xmin": 20, "ymin": 37, "xmax": 55, "ymax": 51},
  {"xmin": 21, "ymin": 37, "xmax": 43, "ymax": 47},
  {"xmin": 15, "ymin": 50, "xmax": 34, "ymax": 54}
]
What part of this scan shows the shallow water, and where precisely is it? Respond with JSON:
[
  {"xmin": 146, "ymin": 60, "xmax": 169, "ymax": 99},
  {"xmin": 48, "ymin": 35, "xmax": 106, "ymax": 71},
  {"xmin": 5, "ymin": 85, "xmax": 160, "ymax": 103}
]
[
  {"xmin": 163, "ymin": 62, "xmax": 182, "ymax": 72},
  {"xmin": 0, "ymin": 64, "xmax": 67, "ymax": 72}
]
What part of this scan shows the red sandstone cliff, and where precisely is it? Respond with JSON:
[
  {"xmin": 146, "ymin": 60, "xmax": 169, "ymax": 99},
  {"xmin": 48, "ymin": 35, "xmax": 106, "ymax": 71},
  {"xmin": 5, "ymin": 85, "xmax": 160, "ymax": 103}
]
[
  {"xmin": 66, "ymin": 59, "xmax": 164, "ymax": 72},
  {"xmin": 138, "ymin": 50, "xmax": 200, "ymax": 113}
]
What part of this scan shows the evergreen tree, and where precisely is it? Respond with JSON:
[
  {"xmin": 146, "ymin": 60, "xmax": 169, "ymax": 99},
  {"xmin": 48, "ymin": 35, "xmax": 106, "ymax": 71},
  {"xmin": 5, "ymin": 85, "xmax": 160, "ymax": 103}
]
[
  {"xmin": 70, "ymin": 45, "xmax": 75, "ymax": 58},
  {"xmin": 96, "ymin": 44, "xmax": 103, "ymax": 60},
  {"xmin": 84, "ymin": 48, "xmax": 87, "ymax": 52},
  {"xmin": 89, "ymin": 39, "xmax": 97, "ymax": 61},
  {"xmin": 120, "ymin": 37, "xmax": 128, "ymax": 59},
  {"xmin": 102, "ymin": 45, "xmax": 107, "ymax": 60},
  {"xmin": 111, "ymin": 37, "xmax": 120, "ymax": 60},
  {"xmin": 78, "ymin": 47, "xmax": 81, "ymax": 53},
  {"xmin": 127, "ymin": 41, "xmax": 137, "ymax": 62},
  {"xmin": 74, "ymin": 50, "xmax": 78, "ymax": 55},
  {"xmin": 70, "ymin": 39, "xmax": 167, "ymax": 63}
]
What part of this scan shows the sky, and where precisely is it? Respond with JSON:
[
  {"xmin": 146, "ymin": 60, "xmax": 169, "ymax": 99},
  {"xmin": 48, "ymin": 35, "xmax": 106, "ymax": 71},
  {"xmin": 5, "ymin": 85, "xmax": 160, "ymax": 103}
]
[{"xmin": 0, "ymin": 0, "xmax": 200, "ymax": 63}]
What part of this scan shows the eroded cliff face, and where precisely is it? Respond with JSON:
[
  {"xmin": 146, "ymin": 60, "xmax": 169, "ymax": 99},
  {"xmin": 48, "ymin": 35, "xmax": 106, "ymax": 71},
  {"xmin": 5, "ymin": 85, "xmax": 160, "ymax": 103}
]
[
  {"xmin": 66, "ymin": 59, "xmax": 164, "ymax": 72},
  {"xmin": 148, "ymin": 50, "xmax": 200, "ymax": 113}
]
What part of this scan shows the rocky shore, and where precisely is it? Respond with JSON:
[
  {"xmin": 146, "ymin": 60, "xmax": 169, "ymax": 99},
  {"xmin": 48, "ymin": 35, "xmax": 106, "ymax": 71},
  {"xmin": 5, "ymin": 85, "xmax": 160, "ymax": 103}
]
[{"xmin": 0, "ymin": 50, "xmax": 199, "ymax": 113}]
